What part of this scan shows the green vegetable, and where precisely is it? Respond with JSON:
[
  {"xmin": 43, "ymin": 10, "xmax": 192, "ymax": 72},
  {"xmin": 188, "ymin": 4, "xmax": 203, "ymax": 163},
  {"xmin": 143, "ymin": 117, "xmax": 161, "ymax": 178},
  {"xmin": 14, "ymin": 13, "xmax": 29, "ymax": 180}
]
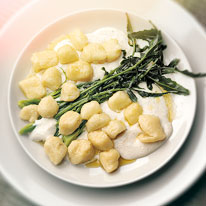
[
  {"xmin": 149, "ymin": 76, "xmax": 190, "ymax": 95},
  {"xmin": 134, "ymin": 90, "xmax": 171, "ymax": 98},
  {"xmin": 126, "ymin": 12, "xmax": 136, "ymax": 54},
  {"xmin": 127, "ymin": 89, "xmax": 137, "ymax": 102},
  {"xmin": 18, "ymin": 99, "xmax": 40, "ymax": 108},
  {"xmin": 19, "ymin": 123, "xmax": 36, "ymax": 135},
  {"xmin": 175, "ymin": 68, "xmax": 206, "ymax": 78},
  {"xmin": 128, "ymin": 28, "xmax": 159, "ymax": 41}
]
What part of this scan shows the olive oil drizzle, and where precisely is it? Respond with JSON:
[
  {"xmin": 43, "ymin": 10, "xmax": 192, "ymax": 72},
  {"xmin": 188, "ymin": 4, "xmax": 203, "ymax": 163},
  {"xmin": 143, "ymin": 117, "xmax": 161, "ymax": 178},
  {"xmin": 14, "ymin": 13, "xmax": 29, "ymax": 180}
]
[{"xmin": 85, "ymin": 157, "xmax": 136, "ymax": 168}]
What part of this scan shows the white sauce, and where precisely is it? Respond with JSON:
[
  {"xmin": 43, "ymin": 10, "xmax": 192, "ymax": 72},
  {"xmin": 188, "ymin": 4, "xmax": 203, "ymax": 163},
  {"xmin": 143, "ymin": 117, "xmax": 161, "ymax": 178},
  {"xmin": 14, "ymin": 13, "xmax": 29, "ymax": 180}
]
[
  {"xmin": 114, "ymin": 125, "xmax": 164, "ymax": 159},
  {"xmin": 35, "ymin": 27, "xmax": 173, "ymax": 160},
  {"xmin": 30, "ymin": 118, "xmax": 57, "ymax": 141}
]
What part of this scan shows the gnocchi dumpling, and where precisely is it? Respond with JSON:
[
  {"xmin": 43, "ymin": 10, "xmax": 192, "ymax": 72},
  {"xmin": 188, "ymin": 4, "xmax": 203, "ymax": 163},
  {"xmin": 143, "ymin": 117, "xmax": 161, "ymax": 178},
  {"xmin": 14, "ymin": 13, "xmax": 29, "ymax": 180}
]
[
  {"xmin": 47, "ymin": 34, "xmax": 70, "ymax": 50},
  {"xmin": 31, "ymin": 50, "xmax": 58, "ymax": 73},
  {"xmin": 108, "ymin": 91, "xmax": 132, "ymax": 112},
  {"xmin": 57, "ymin": 45, "xmax": 79, "ymax": 64},
  {"xmin": 68, "ymin": 29, "xmax": 88, "ymax": 51},
  {"xmin": 19, "ymin": 76, "xmax": 46, "ymax": 99},
  {"xmin": 88, "ymin": 131, "xmax": 113, "ymax": 151},
  {"xmin": 44, "ymin": 136, "xmax": 67, "ymax": 165},
  {"xmin": 68, "ymin": 139, "xmax": 95, "ymax": 164},
  {"xmin": 20, "ymin": 105, "xmax": 39, "ymax": 122},
  {"xmin": 66, "ymin": 60, "xmax": 93, "ymax": 82},
  {"xmin": 59, "ymin": 111, "xmax": 82, "ymax": 135},
  {"xmin": 60, "ymin": 82, "xmax": 80, "ymax": 102},
  {"xmin": 80, "ymin": 101, "xmax": 102, "ymax": 120},
  {"xmin": 99, "ymin": 149, "xmax": 120, "ymax": 173},
  {"xmin": 81, "ymin": 43, "xmax": 107, "ymax": 64},
  {"xmin": 86, "ymin": 113, "xmax": 111, "ymax": 132},
  {"xmin": 103, "ymin": 120, "xmax": 126, "ymax": 139},
  {"xmin": 42, "ymin": 67, "xmax": 62, "ymax": 91},
  {"xmin": 138, "ymin": 114, "xmax": 166, "ymax": 143},
  {"xmin": 38, "ymin": 96, "xmax": 59, "ymax": 118},
  {"xmin": 124, "ymin": 103, "xmax": 143, "ymax": 125},
  {"xmin": 102, "ymin": 39, "xmax": 122, "ymax": 62}
]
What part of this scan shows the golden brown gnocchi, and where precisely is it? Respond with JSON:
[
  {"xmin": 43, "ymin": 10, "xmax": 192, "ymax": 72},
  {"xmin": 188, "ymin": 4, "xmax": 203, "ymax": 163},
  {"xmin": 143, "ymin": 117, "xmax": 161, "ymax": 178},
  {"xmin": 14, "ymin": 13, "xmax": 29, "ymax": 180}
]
[
  {"xmin": 42, "ymin": 67, "xmax": 62, "ymax": 91},
  {"xmin": 66, "ymin": 60, "xmax": 93, "ymax": 82},
  {"xmin": 88, "ymin": 130, "xmax": 113, "ymax": 151},
  {"xmin": 57, "ymin": 44, "xmax": 79, "ymax": 64},
  {"xmin": 99, "ymin": 149, "xmax": 120, "ymax": 173},
  {"xmin": 108, "ymin": 91, "xmax": 132, "ymax": 112},
  {"xmin": 59, "ymin": 111, "xmax": 82, "ymax": 135},
  {"xmin": 80, "ymin": 101, "xmax": 102, "ymax": 120},
  {"xmin": 19, "ymin": 76, "xmax": 46, "ymax": 99},
  {"xmin": 44, "ymin": 136, "xmax": 67, "ymax": 165},
  {"xmin": 138, "ymin": 114, "xmax": 166, "ymax": 143},
  {"xmin": 20, "ymin": 105, "xmax": 39, "ymax": 122},
  {"xmin": 103, "ymin": 120, "xmax": 126, "ymax": 139},
  {"xmin": 81, "ymin": 43, "xmax": 107, "ymax": 64},
  {"xmin": 124, "ymin": 103, "xmax": 143, "ymax": 125},
  {"xmin": 86, "ymin": 113, "xmax": 111, "ymax": 132},
  {"xmin": 102, "ymin": 39, "xmax": 122, "ymax": 62},
  {"xmin": 60, "ymin": 82, "xmax": 80, "ymax": 102},
  {"xmin": 31, "ymin": 50, "xmax": 58, "ymax": 73},
  {"xmin": 68, "ymin": 139, "xmax": 95, "ymax": 164},
  {"xmin": 68, "ymin": 29, "xmax": 88, "ymax": 51},
  {"xmin": 38, "ymin": 96, "xmax": 59, "ymax": 118}
]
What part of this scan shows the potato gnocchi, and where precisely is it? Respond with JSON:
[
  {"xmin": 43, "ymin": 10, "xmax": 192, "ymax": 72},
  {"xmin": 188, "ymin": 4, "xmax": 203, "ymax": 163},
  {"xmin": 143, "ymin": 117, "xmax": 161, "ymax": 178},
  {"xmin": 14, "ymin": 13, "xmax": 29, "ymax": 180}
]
[
  {"xmin": 57, "ymin": 45, "xmax": 79, "ymax": 64},
  {"xmin": 67, "ymin": 60, "xmax": 93, "ymax": 82},
  {"xmin": 108, "ymin": 91, "xmax": 132, "ymax": 112},
  {"xmin": 80, "ymin": 101, "xmax": 102, "ymax": 120},
  {"xmin": 42, "ymin": 67, "xmax": 62, "ymax": 91},
  {"xmin": 60, "ymin": 82, "xmax": 80, "ymax": 102},
  {"xmin": 44, "ymin": 136, "xmax": 67, "ymax": 165},
  {"xmin": 31, "ymin": 50, "xmax": 58, "ymax": 73},
  {"xmin": 81, "ymin": 43, "xmax": 107, "ymax": 64},
  {"xmin": 59, "ymin": 111, "xmax": 82, "ymax": 135},
  {"xmin": 19, "ymin": 75, "xmax": 46, "ymax": 99},
  {"xmin": 20, "ymin": 105, "xmax": 39, "ymax": 122},
  {"xmin": 68, "ymin": 139, "xmax": 95, "ymax": 164},
  {"xmin": 88, "ymin": 130, "xmax": 113, "ymax": 151},
  {"xmin": 38, "ymin": 96, "xmax": 59, "ymax": 118}
]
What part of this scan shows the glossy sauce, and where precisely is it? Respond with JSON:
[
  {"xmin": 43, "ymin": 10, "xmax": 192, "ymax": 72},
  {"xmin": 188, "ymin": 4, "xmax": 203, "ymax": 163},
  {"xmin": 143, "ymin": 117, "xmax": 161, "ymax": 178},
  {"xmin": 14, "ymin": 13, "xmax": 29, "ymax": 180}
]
[
  {"xmin": 85, "ymin": 157, "xmax": 136, "ymax": 168},
  {"xmin": 119, "ymin": 158, "xmax": 136, "ymax": 166},
  {"xmin": 163, "ymin": 93, "xmax": 174, "ymax": 122},
  {"xmin": 36, "ymin": 141, "xmax": 45, "ymax": 146},
  {"xmin": 85, "ymin": 159, "xmax": 100, "ymax": 168}
]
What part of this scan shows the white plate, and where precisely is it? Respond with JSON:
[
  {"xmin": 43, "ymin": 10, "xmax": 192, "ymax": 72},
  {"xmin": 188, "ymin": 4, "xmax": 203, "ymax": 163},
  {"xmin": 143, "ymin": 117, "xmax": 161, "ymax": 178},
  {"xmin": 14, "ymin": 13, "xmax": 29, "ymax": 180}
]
[
  {"xmin": 8, "ymin": 9, "xmax": 196, "ymax": 188},
  {"xmin": 0, "ymin": 0, "xmax": 205, "ymax": 205}
]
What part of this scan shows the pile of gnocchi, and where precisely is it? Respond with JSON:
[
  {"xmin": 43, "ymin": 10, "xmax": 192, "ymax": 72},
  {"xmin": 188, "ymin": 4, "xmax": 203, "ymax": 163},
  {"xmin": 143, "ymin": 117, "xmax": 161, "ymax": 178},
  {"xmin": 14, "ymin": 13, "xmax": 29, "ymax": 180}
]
[{"xmin": 18, "ymin": 28, "xmax": 169, "ymax": 173}]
